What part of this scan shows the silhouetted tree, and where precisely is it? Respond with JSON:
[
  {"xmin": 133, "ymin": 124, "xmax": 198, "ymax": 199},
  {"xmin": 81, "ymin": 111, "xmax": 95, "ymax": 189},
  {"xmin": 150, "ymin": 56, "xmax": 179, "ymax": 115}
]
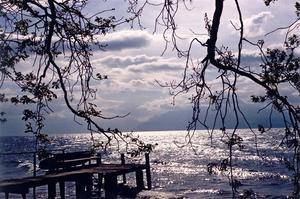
[
  {"xmin": 129, "ymin": 0, "xmax": 300, "ymax": 197},
  {"xmin": 0, "ymin": 0, "xmax": 153, "ymax": 154}
]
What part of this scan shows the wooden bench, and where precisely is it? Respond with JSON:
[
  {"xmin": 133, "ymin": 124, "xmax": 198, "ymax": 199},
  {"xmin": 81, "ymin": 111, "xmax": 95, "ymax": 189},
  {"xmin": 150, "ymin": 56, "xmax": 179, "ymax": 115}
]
[{"xmin": 39, "ymin": 150, "xmax": 100, "ymax": 172}]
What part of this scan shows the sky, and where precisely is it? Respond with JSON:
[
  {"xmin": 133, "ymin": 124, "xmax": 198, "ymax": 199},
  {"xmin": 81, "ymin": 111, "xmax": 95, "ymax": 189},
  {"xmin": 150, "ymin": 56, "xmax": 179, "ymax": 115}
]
[{"xmin": 0, "ymin": 0, "xmax": 299, "ymax": 136}]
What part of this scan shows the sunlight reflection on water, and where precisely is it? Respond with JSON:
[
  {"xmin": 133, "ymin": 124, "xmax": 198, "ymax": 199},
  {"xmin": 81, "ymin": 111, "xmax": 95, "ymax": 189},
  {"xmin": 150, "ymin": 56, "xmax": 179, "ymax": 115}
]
[{"xmin": 0, "ymin": 129, "xmax": 294, "ymax": 198}]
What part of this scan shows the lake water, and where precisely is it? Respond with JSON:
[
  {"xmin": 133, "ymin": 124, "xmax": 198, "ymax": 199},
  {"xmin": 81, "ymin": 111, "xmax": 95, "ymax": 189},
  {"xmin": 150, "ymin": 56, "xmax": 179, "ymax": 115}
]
[{"xmin": 0, "ymin": 129, "xmax": 294, "ymax": 198}]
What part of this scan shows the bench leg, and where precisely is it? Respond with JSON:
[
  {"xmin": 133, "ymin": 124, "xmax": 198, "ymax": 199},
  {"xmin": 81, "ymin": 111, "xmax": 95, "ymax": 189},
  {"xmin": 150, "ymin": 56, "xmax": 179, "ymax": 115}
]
[{"xmin": 5, "ymin": 192, "xmax": 8, "ymax": 199}]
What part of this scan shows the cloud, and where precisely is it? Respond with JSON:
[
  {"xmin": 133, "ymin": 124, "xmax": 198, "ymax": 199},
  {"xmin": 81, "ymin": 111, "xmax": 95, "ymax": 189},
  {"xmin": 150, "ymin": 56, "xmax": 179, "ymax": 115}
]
[
  {"xmin": 99, "ymin": 55, "xmax": 158, "ymax": 68},
  {"xmin": 135, "ymin": 92, "xmax": 191, "ymax": 123},
  {"xmin": 244, "ymin": 12, "xmax": 274, "ymax": 37},
  {"xmin": 97, "ymin": 30, "xmax": 153, "ymax": 51},
  {"xmin": 230, "ymin": 12, "xmax": 274, "ymax": 38},
  {"xmin": 93, "ymin": 55, "xmax": 185, "ymax": 89},
  {"xmin": 238, "ymin": 49, "xmax": 262, "ymax": 66},
  {"xmin": 138, "ymin": 97, "xmax": 174, "ymax": 113},
  {"xmin": 98, "ymin": 54, "xmax": 184, "ymax": 73},
  {"xmin": 129, "ymin": 79, "xmax": 150, "ymax": 88},
  {"xmin": 135, "ymin": 97, "xmax": 176, "ymax": 122}
]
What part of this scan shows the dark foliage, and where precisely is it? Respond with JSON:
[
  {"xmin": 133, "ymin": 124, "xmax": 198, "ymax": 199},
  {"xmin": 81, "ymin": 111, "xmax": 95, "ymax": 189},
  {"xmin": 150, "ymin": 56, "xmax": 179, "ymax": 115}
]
[
  {"xmin": 0, "ymin": 0, "xmax": 155, "ymax": 154},
  {"xmin": 129, "ymin": 0, "xmax": 300, "ymax": 197}
]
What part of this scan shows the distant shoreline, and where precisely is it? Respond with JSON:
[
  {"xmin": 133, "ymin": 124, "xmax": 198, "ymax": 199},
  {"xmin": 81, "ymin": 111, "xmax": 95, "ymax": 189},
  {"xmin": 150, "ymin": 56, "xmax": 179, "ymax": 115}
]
[{"xmin": 0, "ymin": 127, "xmax": 286, "ymax": 137}]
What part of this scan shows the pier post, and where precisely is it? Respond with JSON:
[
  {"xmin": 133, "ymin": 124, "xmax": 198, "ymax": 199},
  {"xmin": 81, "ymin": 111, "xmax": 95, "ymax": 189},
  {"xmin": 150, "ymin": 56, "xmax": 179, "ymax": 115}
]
[
  {"xmin": 97, "ymin": 153, "xmax": 103, "ymax": 196},
  {"xmin": 75, "ymin": 179, "xmax": 85, "ymax": 198},
  {"xmin": 33, "ymin": 152, "xmax": 36, "ymax": 199},
  {"xmin": 75, "ymin": 174, "xmax": 93, "ymax": 198},
  {"xmin": 48, "ymin": 182, "xmax": 56, "ymax": 199},
  {"xmin": 121, "ymin": 153, "xmax": 126, "ymax": 184},
  {"xmin": 104, "ymin": 174, "xmax": 118, "ymax": 198},
  {"xmin": 59, "ymin": 181, "xmax": 65, "ymax": 199},
  {"xmin": 136, "ymin": 169, "xmax": 144, "ymax": 190},
  {"xmin": 86, "ymin": 174, "xmax": 93, "ymax": 195},
  {"xmin": 21, "ymin": 193, "xmax": 26, "ymax": 199},
  {"xmin": 145, "ymin": 153, "xmax": 152, "ymax": 190}
]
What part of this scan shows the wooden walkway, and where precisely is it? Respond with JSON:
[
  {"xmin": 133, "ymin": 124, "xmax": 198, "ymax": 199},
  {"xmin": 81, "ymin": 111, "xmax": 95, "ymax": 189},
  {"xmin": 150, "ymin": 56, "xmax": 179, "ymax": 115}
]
[{"xmin": 0, "ymin": 154, "xmax": 151, "ymax": 199}]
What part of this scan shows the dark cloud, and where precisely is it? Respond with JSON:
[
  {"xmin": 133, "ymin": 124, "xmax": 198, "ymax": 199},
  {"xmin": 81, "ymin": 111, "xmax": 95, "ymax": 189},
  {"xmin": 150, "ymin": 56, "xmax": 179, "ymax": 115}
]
[
  {"xmin": 97, "ymin": 30, "xmax": 152, "ymax": 51},
  {"xmin": 103, "ymin": 37, "xmax": 149, "ymax": 51},
  {"xmin": 100, "ymin": 55, "xmax": 158, "ymax": 68},
  {"xmin": 240, "ymin": 53, "xmax": 262, "ymax": 67},
  {"xmin": 99, "ymin": 54, "xmax": 184, "ymax": 73},
  {"xmin": 128, "ymin": 63, "xmax": 183, "ymax": 73}
]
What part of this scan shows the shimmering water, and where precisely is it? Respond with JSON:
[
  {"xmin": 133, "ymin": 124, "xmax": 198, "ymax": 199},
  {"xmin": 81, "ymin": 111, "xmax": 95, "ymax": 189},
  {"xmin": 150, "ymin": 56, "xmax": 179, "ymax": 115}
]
[{"xmin": 0, "ymin": 129, "xmax": 294, "ymax": 198}]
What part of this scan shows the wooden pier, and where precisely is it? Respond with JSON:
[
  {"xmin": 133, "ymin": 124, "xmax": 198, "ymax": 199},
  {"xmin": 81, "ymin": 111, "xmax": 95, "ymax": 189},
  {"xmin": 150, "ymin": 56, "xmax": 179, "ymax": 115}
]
[{"xmin": 0, "ymin": 153, "xmax": 151, "ymax": 198}]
